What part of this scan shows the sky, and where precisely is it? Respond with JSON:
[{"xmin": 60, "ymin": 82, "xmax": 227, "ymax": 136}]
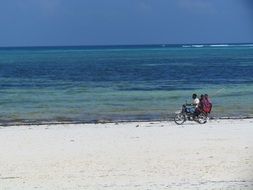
[{"xmin": 0, "ymin": 0, "xmax": 252, "ymax": 46}]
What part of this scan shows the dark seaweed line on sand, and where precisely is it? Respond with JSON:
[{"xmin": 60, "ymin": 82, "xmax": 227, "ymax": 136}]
[{"xmin": 0, "ymin": 116, "xmax": 253, "ymax": 127}]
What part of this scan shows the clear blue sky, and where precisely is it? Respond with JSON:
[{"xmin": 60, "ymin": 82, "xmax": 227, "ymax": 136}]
[{"xmin": 0, "ymin": 0, "xmax": 252, "ymax": 46}]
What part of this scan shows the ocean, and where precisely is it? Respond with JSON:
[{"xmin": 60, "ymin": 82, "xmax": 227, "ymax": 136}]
[{"xmin": 0, "ymin": 44, "xmax": 253, "ymax": 124}]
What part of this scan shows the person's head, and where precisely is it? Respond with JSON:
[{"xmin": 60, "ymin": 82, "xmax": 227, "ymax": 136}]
[
  {"xmin": 192, "ymin": 94, "xmax": 197, "ymax": 99},
  {"xmin": 200, "ymin": 94, "xmax": 204, "ymax": 100},
  {"xmin": 204, "ymin": 94, "xmax": 208, "ymax": 99}
]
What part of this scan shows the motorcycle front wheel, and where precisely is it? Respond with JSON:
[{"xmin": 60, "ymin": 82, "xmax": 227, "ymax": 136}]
[{"xmin": 174, "ymin": 113, "xmax": 186, "ymax": 125}]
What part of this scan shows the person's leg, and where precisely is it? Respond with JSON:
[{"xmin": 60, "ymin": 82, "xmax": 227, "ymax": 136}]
[{"xmin": 193, "ymin": 108, "xmax": 200, "ymax": 119}]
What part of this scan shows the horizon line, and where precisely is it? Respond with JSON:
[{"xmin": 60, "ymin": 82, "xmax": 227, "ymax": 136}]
[{"xmin": 0, "ymin": 42, "xmax": 253, "ymax": 49}]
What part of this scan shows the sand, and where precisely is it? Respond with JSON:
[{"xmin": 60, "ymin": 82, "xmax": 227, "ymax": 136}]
[{"xmin": 0, "ymin": 119, "xmax": 253, "ymax": 190}]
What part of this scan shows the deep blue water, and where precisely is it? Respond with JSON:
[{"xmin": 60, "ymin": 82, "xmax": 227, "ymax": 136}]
[{"xmin": 0, "ymin": 44, "xmax": 253, "ymax": 124}]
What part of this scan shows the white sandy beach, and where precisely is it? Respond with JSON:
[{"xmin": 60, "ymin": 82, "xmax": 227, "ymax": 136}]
[{"xmin": 0, "ymin": 119, "xmax": 253, "ymax": 190}]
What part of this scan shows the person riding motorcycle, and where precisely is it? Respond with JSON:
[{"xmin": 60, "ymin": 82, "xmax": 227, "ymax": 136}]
[
  {"xmin": 192, "ymin": 93, "xmax": 200, "ymax": 108},
  {"xmin": 186, "ymin": 94, "xmax": 199, "ymax": 113},
  {"xmin": 194, "ymin": 94, "xmax": 204, "ymax": 118}
]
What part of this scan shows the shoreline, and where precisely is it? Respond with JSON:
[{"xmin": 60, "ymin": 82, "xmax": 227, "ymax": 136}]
[{"xmin": 1, "ymin": 116, "xmax": 253, "ymax": 127}]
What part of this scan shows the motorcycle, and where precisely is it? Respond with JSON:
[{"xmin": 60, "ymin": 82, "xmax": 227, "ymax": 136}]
[{"xmin": 174, "ymin": 104, "xmax": 208, "ymax": 125}]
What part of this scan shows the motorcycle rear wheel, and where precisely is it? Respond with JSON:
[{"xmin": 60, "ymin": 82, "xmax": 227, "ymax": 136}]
[{"xmin": 197, "ymin": 113, "xmax": 207, "ymax": 124}]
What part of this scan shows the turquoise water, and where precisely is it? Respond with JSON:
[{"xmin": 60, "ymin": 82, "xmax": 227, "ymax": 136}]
[{"xmin": 0, "ymin": 44, "xmax": 253, "ymax": 124}]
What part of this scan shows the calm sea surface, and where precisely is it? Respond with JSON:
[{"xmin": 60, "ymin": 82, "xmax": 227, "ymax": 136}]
[{"xmin": 0, "ymin": 44, "xmax": 253, "ymax": 124}]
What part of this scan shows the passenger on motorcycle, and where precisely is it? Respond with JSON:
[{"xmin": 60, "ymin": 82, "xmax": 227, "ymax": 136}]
[{"xmin": 195, "ymin": 94, "xmax": 212, "ymax": 116}]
